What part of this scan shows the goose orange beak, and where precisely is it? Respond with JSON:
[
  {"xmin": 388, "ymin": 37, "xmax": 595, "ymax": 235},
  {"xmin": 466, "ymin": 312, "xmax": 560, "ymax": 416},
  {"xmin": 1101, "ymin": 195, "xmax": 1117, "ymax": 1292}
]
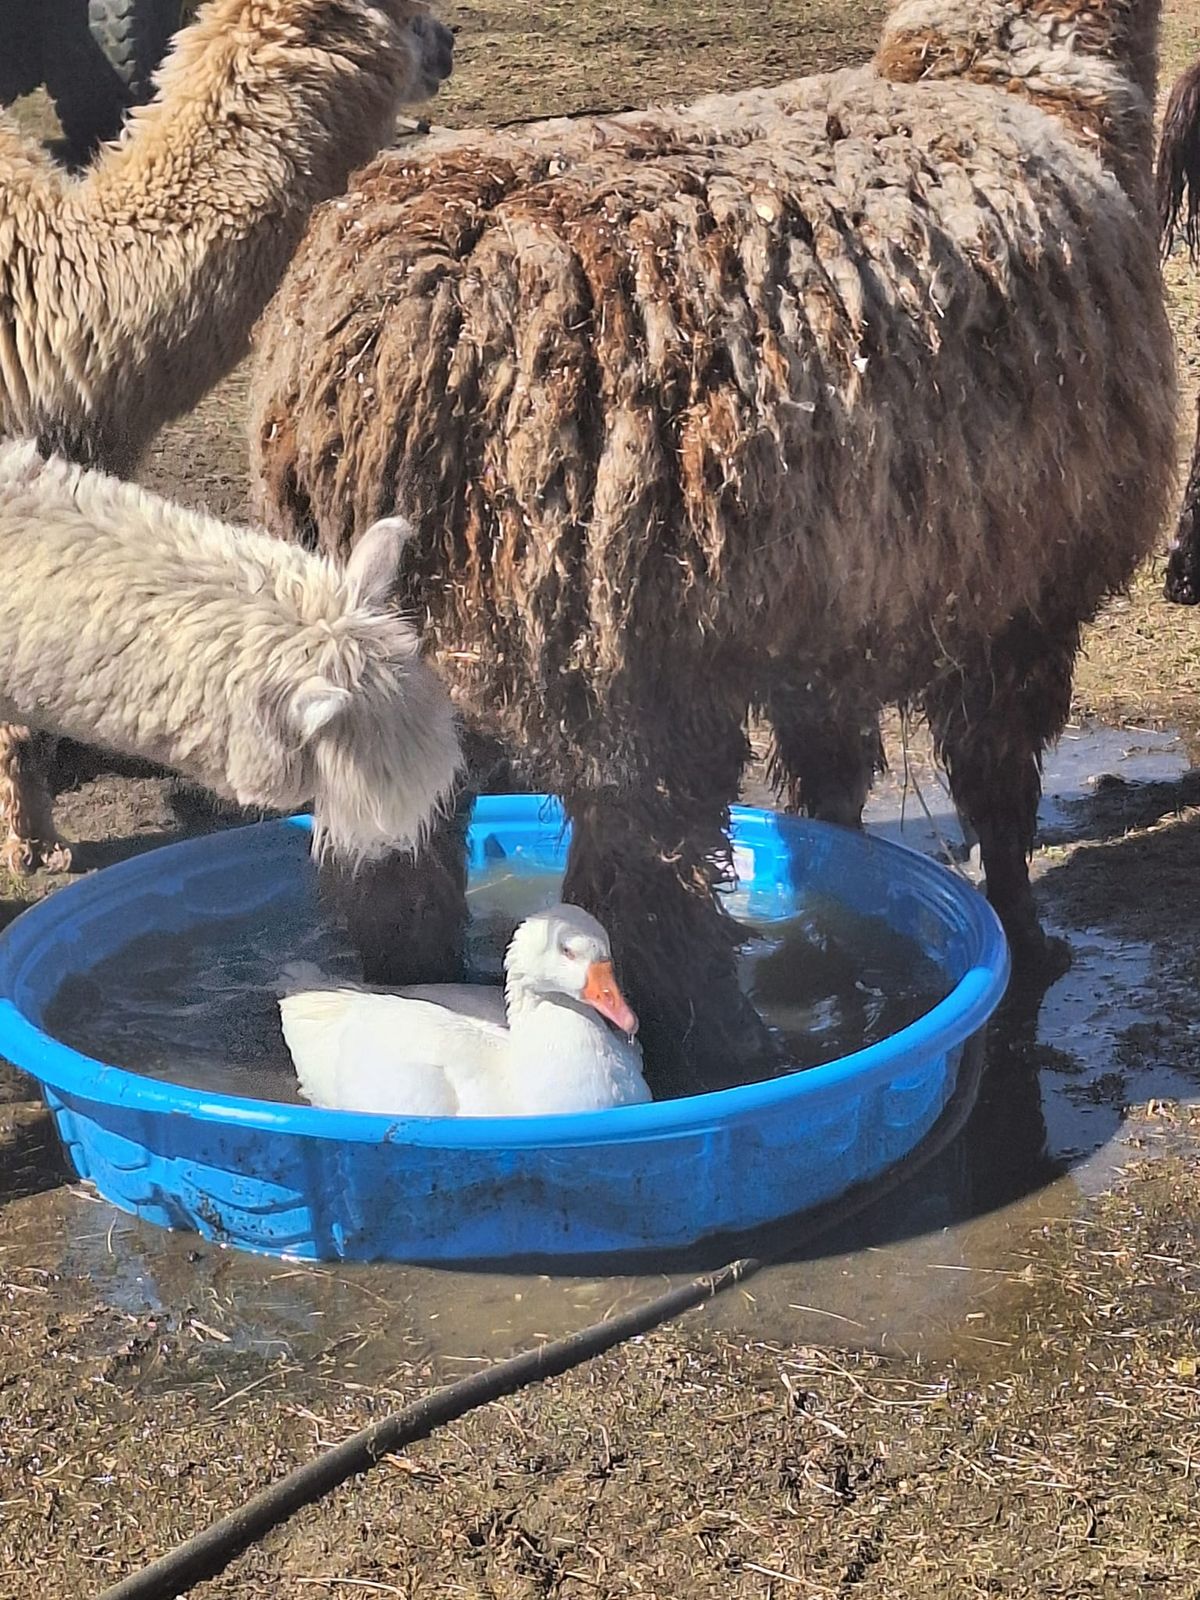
[{"xmin": 582, "ymin": 959, "xmax": 638, "ymax": 1038}]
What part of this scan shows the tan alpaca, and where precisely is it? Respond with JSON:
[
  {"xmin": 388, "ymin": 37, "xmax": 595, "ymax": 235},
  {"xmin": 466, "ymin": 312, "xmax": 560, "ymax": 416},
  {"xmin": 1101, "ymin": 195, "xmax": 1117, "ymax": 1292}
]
[
  {"xmin": 0, "ymin": 442, "xmax": 460, "ymax": 861},
  {"xmin": 0, "ymin": 0, "xmax": 452, "ymax": 872},
  {"xmin": 251, "ymin": 0, "xmax": 1176, "ymax": 1093}
]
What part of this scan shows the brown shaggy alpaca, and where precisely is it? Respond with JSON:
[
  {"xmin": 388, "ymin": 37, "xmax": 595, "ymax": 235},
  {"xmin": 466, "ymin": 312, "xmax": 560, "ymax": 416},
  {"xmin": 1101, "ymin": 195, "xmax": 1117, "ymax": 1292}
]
[
  {"xmin": 0, "ymin": 0, "xmax": 452, "ymax": 873},
  {"xmin": 1159, "ymin": 59, "xmax": 1200, "ymax": 605},
  {"xmin": 250, "ymin": 0, "xmax": 1177, "ymax": 1095}
]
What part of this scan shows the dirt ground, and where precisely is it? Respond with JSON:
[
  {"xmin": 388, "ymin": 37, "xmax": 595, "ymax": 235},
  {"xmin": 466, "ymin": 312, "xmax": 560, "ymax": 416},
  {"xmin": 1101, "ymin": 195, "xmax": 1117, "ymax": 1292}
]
[{"xmin": 4, "ymin": 3, "xmax": 1200, "ymax": 1596}]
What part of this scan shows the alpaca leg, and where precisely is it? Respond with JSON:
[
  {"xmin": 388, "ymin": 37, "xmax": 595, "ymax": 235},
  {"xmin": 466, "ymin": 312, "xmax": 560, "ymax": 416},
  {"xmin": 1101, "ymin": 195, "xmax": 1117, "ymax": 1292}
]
[
  {"xmin": 560, "ymin": 695, "xmax": 783, "ymax": 1099},
  {"xmin": 1164, "ymin": 400, "xmax": 1200, "ymax": 604},
  {"xmin": 923, "ymin": 615, "xmax": 1075, "ymax": 976},
  {"xmin": 471, "ymin": 733, "xmax": 532, "ymax": 798},
  {"xmin": 316, "ymin": 726, "xmax": 513, "ymax": 985},
  {"xmin": 319, "ymin": 800, "xmax": 470, "ymax": 986},
  {"xmin": 0, "ymin": 727, "xmax": 71, "ymax": 876},
  {"xmin": 764, "ymin": 685, "xmax": 884, "ymax": 827}
]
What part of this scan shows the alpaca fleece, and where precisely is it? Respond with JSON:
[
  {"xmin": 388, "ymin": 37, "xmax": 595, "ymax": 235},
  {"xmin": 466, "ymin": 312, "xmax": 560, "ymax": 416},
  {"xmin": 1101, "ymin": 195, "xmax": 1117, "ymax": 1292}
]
[
  {"xmin": 0, "ymin": 0, "xmax": 451, "ymax": 477},
  {"xmin": 1159, "ymin": 58, "xmax": 1200, "ymax": 605},
  {"xmin": 0, "ymin": 442, "xmax": 460, "ymax": 861},
  {"xmin": 251, "ymin": 0, "xmax": 1177, "ymax": 1092},
  {"xmin": 0, "ymin": 0, "xmax": 452, "ymax": 871}
]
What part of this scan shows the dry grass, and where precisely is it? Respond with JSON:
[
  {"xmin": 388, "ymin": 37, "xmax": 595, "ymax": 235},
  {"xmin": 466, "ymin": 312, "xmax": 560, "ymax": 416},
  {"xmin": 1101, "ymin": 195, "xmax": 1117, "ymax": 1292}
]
[{"xmin": 1, "ymin": 1109, "xmax": 1198, "ymax": 1597}]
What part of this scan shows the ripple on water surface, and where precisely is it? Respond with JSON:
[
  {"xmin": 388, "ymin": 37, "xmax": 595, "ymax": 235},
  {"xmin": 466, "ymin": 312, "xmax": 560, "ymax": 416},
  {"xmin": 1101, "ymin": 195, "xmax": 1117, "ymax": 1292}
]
[{"xmin": 44, "ymin": 860, "xmax": 949, "ymax": 1102}]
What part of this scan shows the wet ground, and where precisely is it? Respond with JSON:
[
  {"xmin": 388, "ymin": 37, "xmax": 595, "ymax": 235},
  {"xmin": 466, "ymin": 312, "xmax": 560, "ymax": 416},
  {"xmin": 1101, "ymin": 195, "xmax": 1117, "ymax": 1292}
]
[
  {"xmin": 3, "ymin": 0, "xmax": 1200, "ymax": 1594},
  {"xmin": 5, "ymin": 724, "xmax": 1200, "ymax": 1373}
]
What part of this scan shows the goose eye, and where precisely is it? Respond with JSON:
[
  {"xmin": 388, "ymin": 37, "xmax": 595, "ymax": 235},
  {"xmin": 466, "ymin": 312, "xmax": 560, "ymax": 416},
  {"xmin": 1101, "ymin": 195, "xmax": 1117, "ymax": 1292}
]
[{"xmin": 561, "ymin": 945, "xmax": 577, "ymax": 960}]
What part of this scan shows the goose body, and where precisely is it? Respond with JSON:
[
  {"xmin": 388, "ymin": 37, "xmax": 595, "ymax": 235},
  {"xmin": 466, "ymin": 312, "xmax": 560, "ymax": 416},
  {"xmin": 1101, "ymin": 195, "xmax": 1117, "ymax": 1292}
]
[{"xmin": 278, "ymin": 905, "xmax": 651, "ymax": 1117}]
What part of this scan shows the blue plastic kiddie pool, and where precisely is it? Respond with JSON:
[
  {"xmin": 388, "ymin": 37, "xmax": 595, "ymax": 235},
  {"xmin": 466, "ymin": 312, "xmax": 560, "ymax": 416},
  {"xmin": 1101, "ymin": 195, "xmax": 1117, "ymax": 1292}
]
[{"xmin": 0, "ymin": 799, "xmax": 1009, "ymax": 1263}]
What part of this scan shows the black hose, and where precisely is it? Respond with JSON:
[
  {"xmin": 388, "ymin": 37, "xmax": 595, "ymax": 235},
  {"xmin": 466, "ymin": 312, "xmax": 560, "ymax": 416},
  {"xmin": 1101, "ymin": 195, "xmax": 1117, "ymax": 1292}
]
[
  {"xmin": 493, "ymin": 103, "xmax": 636, "ymax": 127},
  {"xmin": 95, "ymin": 1040, "xmax": 986, "ymax": 1600},
  {"xmin": 95, "ymin": 1256, "xmax": 760, "ymax": 1600}
]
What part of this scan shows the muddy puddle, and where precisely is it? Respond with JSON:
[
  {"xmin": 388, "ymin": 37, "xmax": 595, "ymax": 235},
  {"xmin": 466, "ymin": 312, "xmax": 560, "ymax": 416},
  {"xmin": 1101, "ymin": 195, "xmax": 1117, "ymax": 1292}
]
[
  {"xmin": 853, "ymin": 721, "xmax": 1191, "ymax": 860},
  {"xmin": 3, "ymin": 722, "xmax": 1200, "ymax": 1380}
]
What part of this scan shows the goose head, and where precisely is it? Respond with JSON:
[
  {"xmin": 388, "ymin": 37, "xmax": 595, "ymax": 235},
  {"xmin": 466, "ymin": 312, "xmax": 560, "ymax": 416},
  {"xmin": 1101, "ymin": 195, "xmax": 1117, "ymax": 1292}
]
[{"xmin": 503, "ymin": 904, "xmax": 639, "ymax": 1039}]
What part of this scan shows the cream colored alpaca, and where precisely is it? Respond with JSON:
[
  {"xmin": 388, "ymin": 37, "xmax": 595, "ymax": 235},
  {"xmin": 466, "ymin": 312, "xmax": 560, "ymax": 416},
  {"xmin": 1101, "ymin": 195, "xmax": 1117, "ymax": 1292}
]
[
  {"xmin": 0, "ymin": 442, "xmax": 460, "ymax": 861},
  {"xmin": 0, "ymin": 0, "xmax": 452, "ymax": 871}
]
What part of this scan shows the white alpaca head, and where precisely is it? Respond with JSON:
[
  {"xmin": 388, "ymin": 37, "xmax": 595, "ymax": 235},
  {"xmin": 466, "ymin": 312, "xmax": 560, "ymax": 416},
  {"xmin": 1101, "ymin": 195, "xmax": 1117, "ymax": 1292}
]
[{"xmin": 228, "ymin": 516, "xmax": 462, "ymax": 864}]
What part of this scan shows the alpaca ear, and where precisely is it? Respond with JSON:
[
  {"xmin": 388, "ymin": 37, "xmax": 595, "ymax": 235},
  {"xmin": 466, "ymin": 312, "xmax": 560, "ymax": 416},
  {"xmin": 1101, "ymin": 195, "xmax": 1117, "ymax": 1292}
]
[
  {"xmin": 345, "ymin": 516, "xmax": 416, "ymax": 610},
  {"xmin": 291, "ymin": 679, "xmax": 354, "ymax": 744}
]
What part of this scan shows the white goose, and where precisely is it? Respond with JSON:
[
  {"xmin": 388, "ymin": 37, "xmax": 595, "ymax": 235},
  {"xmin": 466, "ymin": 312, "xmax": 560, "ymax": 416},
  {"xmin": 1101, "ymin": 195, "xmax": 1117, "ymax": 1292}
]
[{"xmin": 278, "ymin": 904, "xmax": 651, "ymax": 1116}]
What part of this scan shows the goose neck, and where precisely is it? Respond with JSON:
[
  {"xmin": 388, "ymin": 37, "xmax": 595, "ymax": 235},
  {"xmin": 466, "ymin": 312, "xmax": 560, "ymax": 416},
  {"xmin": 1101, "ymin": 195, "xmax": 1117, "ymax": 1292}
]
[{"xmin": 504, "ymin": 970, "xmax": 593, "ymax": 1034}]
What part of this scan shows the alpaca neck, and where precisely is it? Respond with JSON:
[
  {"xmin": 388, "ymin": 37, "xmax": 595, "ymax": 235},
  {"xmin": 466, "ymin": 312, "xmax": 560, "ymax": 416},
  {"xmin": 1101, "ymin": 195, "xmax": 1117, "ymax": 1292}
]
[
  {"xmin": 0, "ymin": 0, "xmax": 413, "ymax": 474},
  {"xmin": 1107, "ymin": 0, "xmax": 1164, "ymax": 111},
  {"xmin": 877, "ymin": 0, "xmax": 1162, "ymax": 201}
]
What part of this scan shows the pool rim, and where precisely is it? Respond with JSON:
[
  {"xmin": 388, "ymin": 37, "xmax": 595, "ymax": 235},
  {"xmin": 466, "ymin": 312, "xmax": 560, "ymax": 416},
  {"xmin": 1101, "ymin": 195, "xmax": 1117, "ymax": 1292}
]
[{"xmin": 0, "ymin": 805, "xmax": 1010, "ymax": 1150}]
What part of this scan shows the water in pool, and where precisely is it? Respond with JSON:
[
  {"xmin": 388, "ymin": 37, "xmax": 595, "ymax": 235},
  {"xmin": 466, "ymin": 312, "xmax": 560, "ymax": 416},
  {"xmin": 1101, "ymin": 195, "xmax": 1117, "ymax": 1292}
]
[{"xmin": 44, "ymin": 862, "xmax": 949, "ymax": 1102}]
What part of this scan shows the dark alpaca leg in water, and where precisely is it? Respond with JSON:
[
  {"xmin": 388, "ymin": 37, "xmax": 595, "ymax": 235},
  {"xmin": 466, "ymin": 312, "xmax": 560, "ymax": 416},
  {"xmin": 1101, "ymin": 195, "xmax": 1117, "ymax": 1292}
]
[
  {"xmin": 319, "ymin": 801, "xmax": 470, "ymax": 985},
  {"xmin": 472, "ymin": 737, "xmax": 532, "ymax": 798},
  {"xmin": 1164, "ymin": 402, "xmax": 1200, "ymax": 604},
  {"xmin": 763, "ymin": 683, "xmax": 884, "ymax": 827},
  {"xmin": 923, "ymin": 613, "xmax": 1075, "ymax": 978},
  {"xmin": 317, "ymin": 729, "xmax": 513, "ymax": 985},
  {"xmin": 560, "ymin": 685, "xmax": 783, "ymax": 1099}
]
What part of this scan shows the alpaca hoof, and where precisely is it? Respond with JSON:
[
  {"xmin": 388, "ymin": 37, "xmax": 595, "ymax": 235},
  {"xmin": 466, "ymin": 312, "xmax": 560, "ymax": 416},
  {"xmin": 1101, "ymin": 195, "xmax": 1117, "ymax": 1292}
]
[
  {"xmin": 1164, "ymin": 567, "xmax": 1199, "ymax": 606},
  {"xmin": 1, "ymin": 835, "xmax": 74, "ymax": 876},
  {"xmin": 1006, "ymin": 924, "xmax": 1071, "ymax": 987},
  {"xmin": 39, "ymin": 840, "xmax": 74, "ymax": 875},
  {"xmin": 0, "ymin": 836, "xmax": 36, "ymax": 876}
]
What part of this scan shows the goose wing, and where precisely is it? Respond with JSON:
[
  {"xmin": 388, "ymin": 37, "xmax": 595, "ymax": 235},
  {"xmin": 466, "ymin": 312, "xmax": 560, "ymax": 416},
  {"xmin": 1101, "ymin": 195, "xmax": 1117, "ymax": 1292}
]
[
  {"xmin": 278, "ymin": 964, "xmax": 508, "ymax": 1026},
  {"xmin": 279, "ymin": 988, "xmax": 511, "ymax": 1116},
  {"xmin": 397, "ymin": 982, "xmax": 508, "ymax": 1026}
]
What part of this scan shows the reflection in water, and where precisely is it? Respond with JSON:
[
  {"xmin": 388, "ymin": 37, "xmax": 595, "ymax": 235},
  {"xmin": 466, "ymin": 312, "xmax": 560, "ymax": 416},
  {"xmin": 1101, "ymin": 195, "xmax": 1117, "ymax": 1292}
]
[{"xmin": 45, "ymin": 872, "xmax": 946, "ymax": 1097}]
